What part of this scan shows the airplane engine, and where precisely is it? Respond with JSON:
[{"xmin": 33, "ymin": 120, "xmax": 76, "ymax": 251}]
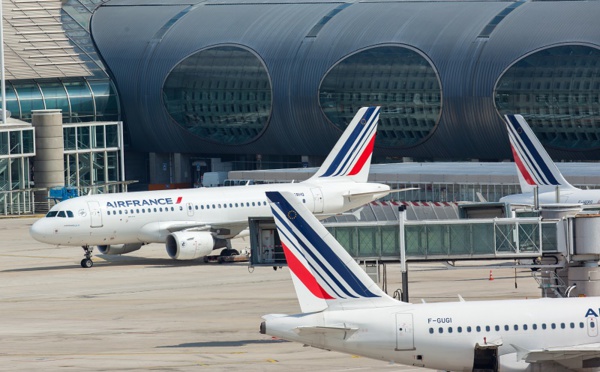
[
  {"xmin": 97, "ymin": 243, "xmax": 143, "ymax": 255},
  {"xmin": 166, "ymin": 231, "xmax": 214, "ymax": 260}
]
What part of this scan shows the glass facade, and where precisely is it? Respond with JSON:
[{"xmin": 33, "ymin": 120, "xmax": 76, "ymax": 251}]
[
  {"xmin": 163, "ymin": 45, "xmax": 272, "ymax": 144},
  {"xmin": 7, "ymin": 79, "xmax": 119, "ymax": 124},
  {"xmin": 495, "ymin": 45, "xmax": 600, "ymax": 150},
  {"xmin": 319, "ymin": 45, "xmax": 442, "ymax": 148},
  {"xmin": 63, "ymin": 122, "xmax": 122, "ymax": 193},
  {"xmin": 0, "ymin": 128, "xmax": 35, "ymax": 214}
]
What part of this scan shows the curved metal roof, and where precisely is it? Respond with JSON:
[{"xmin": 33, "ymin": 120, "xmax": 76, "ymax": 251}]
[{"xmin": 91, "ymin": 0, "xmax": 600, "ymax": 160}]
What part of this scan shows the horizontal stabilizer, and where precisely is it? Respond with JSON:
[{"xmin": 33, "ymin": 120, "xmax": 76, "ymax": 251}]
[{"xmin": 295, "ymin": 325, "xmax": 358, "ymax": 340}]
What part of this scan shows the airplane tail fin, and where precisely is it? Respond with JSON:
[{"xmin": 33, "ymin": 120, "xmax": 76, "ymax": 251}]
[
  {"xmin": 266, "ymin": 190, "xmax": 398, "ymax": 313},
  {"xmin": 504, "ymin": 114, "xmax": 573, "ymax": 192},
  {"xmin": 308, "ymin": 106, "xmax": 380, "ymax": 184}
]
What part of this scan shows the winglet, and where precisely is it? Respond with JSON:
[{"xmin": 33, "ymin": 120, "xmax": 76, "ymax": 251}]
[
  {"xmin": 504, "ymin": 114, "xmax": 573, "ymax": 191},
  {"xmin": 309, "ymin": 106, "xmax": 380, "ymax": 183},
  {"xmin": 266, "ymin": 190, "xmax": 398, "ymax": 313}
]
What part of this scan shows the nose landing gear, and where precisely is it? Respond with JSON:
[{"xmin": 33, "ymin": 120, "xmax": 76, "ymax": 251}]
[{"xmin": 80, "ymin": 245, "xmax": 94, "ymax": 268}]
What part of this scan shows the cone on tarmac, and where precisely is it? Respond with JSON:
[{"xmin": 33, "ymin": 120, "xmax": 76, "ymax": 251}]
[{"xmin": 489, "ymin": 270, "xmax": 494, "ymax": 281}]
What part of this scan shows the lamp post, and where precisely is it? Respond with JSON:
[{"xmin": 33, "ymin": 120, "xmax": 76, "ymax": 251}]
[{"xmin": 0, "ymin": 0, "xmax": 6, "ymax": 124}]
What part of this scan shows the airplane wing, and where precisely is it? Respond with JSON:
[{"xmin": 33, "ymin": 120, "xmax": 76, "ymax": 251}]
[
  {"xmin": 514, "ymin": 343, "xmax": 600, "ymax": 368},
  {"xmin": 139, "ymin": 220, "xmax": 249, "ymax": 241}
]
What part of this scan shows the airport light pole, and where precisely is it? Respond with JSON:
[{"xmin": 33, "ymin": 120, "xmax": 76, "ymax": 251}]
[{"xmin": 0, "ymin": 0, "xmax": 6, "ymax": 124}]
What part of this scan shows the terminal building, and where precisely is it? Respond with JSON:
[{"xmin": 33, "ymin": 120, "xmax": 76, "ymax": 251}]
[
  {"xmin": 1, "ymin": 0, "xmax": 600, "ymax": 212},
  {"xmin": 89, "ymin": 0, "xmax": 600, "ymax": 190}
]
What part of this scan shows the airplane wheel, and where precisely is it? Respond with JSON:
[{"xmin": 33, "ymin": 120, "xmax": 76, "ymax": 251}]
[{"xmin": 80, "ymin": 258, "xmax": 93, "ymax": 268}]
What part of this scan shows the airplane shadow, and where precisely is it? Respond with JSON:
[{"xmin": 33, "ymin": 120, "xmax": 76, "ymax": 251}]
[
  {"xmin": 159, "ymin": 339, "xmax": 288, "ymax": 348},
  {"xmin": 1, "ymin": 255, "xmax": 245, "ymax": 272}
]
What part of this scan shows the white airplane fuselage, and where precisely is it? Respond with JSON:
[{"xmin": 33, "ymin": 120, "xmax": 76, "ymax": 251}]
[
  {"xmin": 30, "ymin": 179, "xmax": 389, "ymax": 247},
  {"xmin": 500, "ymin": 187, "xmax": 600, "ymax": 207},
  {"xmin": 265, "ymin": 297, "xmax": 600, "ymax": 371}
]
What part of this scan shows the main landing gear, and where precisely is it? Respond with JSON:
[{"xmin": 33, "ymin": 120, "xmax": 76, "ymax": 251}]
[{"xmin": 80, "ymin": 245, "xmax": 94, "ymax": 268}]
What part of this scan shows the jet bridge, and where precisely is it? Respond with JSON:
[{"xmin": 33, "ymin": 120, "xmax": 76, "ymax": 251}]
[{"xmin": 248, "ymin": 216, "xmax": 558, "ymax": 267}]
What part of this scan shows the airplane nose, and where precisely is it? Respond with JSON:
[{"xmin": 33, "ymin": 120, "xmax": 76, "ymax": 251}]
[{"xmin": 30, "ymin": 219, "xmax": 52, "ymax": 243}]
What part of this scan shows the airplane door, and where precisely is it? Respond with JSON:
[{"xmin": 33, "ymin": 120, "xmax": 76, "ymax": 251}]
[
  {"xmin": 87, "ymin": 201, "xmax": 103, "ymax": 228},
  {"xmin": 311, "ymin": 188, "xmax": 324, "ymax": 213},
  {"xmin": 587, "ymin": 317, "xmax": 598, "ymax": 337},
  {"xmin": 395, "ymin": 313, "xmax": 414, "ymax": 350},
  {"xmin": 186, "ymin": 202, "xmax": 194, "ymax": 217}
]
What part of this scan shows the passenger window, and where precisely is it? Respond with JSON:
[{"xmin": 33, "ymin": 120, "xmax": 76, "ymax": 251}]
[
  {"xmin": 580, "ymin": 322, "xmax": 585, "ymax": 328},
  {"xmin": 485, "ymin": 326, "xmax": 490, "ymax": 332},
  {"xmin": 57, "ymin": 211, "xmax": 66, "ymax": 218},
  {"xmin": 159, "ymin": 208, "xmax": 163, "ymax": 212},
  {"xmin": 252, "ymin": 202, "xmax": 255, "ymax": 206},
  {"xmin": 429, "ymin": 328, "xmax": 434, "ymax": 334},
  {"xmin": 229, "ymin": 203, "xmax": 232, "ymax": 208},
  {"xmin": 570, "ymin": 322, "xmax": 575, "ymax": 329},
  {"xmin": 551, "ymin": 323, "xmax": 556, "ymax": 329},
  {"xmin": 171, "ymin": 207, "xmax": 174, "ymax": 211},
  {"xmin": 218, "ymin": 204, "xmax": 222, "ymax": 208},
  {"xmin": 504, "ymin": 325, "xmax": 509, "ymax": 331},
  {"xmin": 448, "ymin": 327, "xmax": 453, "ymax": 333},
  {"xmin": 224, "ymin": 204, "xmax": 227, "ymax": 208},
  {"xmin": 154, "ymin": 208, "xmax": 157, "ymax": 212},
  {"xmin": 130, "ymin": 209, "xmax": 134, "ymax": 214},
  {"xmin": 235, "ymin": 203, "xmax": 238, "ymax": 207},
  {"xmin": 476, "ymin": 326, "xmax": 481, "ymax": 332},
  {"xmin": 136, "ymin": 209, "xmax": 140, "ymax": 213},
  {"xmin": 514, "ymin": 325, "xmax": 519, "ymax": 331},
  {"xmin": 179, "ymin": 206, "xmax": 183, "ymax": 211},
  {"xmin": 523, "ymin": 324, "xmax": 528, "ymax": 331},
  {"xmin": 246, "ymin": 202, "xmax": 249, "ymax": 207},
  {"xmin": 67, "ymin": 211, "xmax": 74, "ymax": 218},
  {"xmin": 438, "ymin": 327, "xmax": 443, "ymax": 334},
  {"xmin": 560, "ymin": 323, "xmax": 565, "ymax": 329},
  {"xmin": 457, "ymin": 326, "xmax": 462, "ymax": 333},
  {"xmin": 495, "ymin": 325, "xmax": 500, "ymax": 331},
  {"xmin": 533, "ymin": 324, "xmax": 538, "ymax": 330},
  {"xmin": 125, "ymin": 210, "xmax": 128, "ymax": 214},
  {"xmin": 542, "ymin": 323, "xmax": 547, "ymax": 330},
  {"xmin": 467, "ymin": 326, "xmax": 472, "ymax": 332},
  {"xmin": 212, "ymin": 204, "xmax": 216, "ymax": 209},
  {"xmin": 107, "ymin": 211, "xmax": 111, "ymax": 216},
  {"xmin": 119, "ymin": 210, "xmax": 122, "ymax": 215},
  {"xmin": 195, "ymin": 205, "xmax": 198, "ymax": 210},
  {"xmin": 46, "ymin": 211, "xmax": 58, "ymax": 217}
]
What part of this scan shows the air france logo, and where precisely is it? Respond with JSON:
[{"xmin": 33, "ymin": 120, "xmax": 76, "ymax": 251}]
[
  {"xmin": 106, "ymin": 196, "xmax": 182, "ymax": 208},
  {"xmin": 585, "ymin": 308, "xmax": 600, "ymax": 317}
]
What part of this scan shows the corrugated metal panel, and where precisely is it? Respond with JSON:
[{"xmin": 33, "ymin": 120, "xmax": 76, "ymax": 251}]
[{"xmin": 92, "ymin": 0, "xmax": 600, "ymax": 160}]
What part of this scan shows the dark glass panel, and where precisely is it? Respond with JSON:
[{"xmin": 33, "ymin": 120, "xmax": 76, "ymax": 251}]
[
  {"xmin": 89, "ymin": 80, "xmax": 119, "ymax": 121},
  {"xmin": 495, "ymin": 45, "xmax": 600, "ymax": 149},
  {"xmin": 15, "ymin": 83, "xmax": 44, "ymax": 120},
  {"xmin": 319, "ymin": 45, "xmax": 442, "ymax": 148},
  {"xmin": 163, "ymin": 45, "xmax": 272, "ymax": 144},
  {"xmin": 40, "ymin": 83, "xmax": 70, "ymax": 117},
  {"xmin": 64, "ymin": 81, "xmax": 94, "ymax": 122}
]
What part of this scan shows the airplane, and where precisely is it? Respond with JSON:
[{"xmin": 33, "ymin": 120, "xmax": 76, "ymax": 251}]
[
  {"xmin": 500, "ymin": 114, "xmax": 600, "ymax": 207},
  {"xmin": 261, "ymin": 190, "xmax": 600, "ymax": 371},
  {"xmin": 30, "ymin": 106, "xmax": 392, "ymax": 268}
]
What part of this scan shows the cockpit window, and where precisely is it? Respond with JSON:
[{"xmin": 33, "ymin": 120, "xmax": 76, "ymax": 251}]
[
  {"xmin": 66, "ymin": 211, "xmax": 74, "ymax": 218},
  {"xmin": 57, "ymin": 211, "xmax": 66, "ymax": 218},
  {"xmin": 46, "ymin": 211, "xmax": 58, "ymax": 218}
]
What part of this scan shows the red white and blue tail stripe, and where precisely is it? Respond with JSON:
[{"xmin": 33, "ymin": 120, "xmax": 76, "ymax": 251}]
[
  {"xmin": 266, "ymin": 191, "xmax": 397, "ymax": 313},
  {"xmin": 310, "ymin": 107, "xmax": 380, "ymax": 183},
  {"xmin": 505, "ymin": 114, "xmax": 572, "ymax": 191}
]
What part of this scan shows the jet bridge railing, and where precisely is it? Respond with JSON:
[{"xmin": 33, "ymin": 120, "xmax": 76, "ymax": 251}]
[{"xmin": 248, "ymin": 217, "xmax": 559, "ymax": 267}]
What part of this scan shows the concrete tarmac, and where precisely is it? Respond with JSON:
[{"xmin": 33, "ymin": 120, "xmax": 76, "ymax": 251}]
[{"xmin": 0, "ymin": 217, "xmax": 541, "ymax": 371}]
